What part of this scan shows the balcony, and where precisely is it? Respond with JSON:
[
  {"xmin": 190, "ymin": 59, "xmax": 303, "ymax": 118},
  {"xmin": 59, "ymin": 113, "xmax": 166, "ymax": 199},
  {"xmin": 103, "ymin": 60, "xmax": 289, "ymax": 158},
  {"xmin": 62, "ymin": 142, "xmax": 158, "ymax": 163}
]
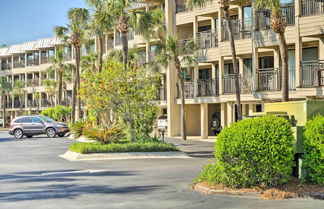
[
  {"xmin": 156, "ymin": 86, "xmax": 167, "ymax": 101},
  {"xmin": 64, "ymin": 54, "xmax": 72, "ymax": 61},
  {"xmin": 301, "ymin": 0, "xmax": 324, "ymax": 16},
  {"xmin": 178, "ymin": 39, "xmax": 192, "ymax": 55},
  {"xmin": 107, "ymin": 39, "xmax": 114, "ymax": 50},
  {"xmin": 27, "ymin": 100, "xmax": 38, "ymax": 108},
  {"xmin": 27, "ymin": 79, "xmax": 40, "ymax": 87},
  {"xmin": 197, "ymin": 79, "xmax": 219, "ymax": 97},
  {"xmin": 302, "ymin": 60, "xmax": 324, "ymax": 87},
  {"xmin": 176, "ymin": 82, "xmax": 195, "ymax": 99},
  {"xmin": 257, "ymin": 68, "xmax": 281, "ymax": 91},
  {"xmin": 176, "ymin": 0, "xmax": 187, "ymax": 13},
  {"xmin": 41, "ymin": 57, "xmax": 49, "ymax": 64},
  {"xmin": 5, "ymin": 101, "xmax": 12, "ymax": 109},
  {"xmin": 223, "ymin": 74, "xmax": 253, "ymax": 94},
  {"xmin": 1, "ymin": 62, "xmax": 11, "ymax": 70},
  {"xmin": 41, "ymin": 99, "xmax": 51, "ymax": 107},
  {"xmin": 197, "ymin": 30, "xmax": 218, "ymax": 49},
  {"xmin": 14, "ymin": 100, "xmax": 25, "ymax": 109},
  {"xmin": 223, "ymin": 19, "xmax": 252, "ymax": 41},
  {"xmin": 27, "ymin": 59, "xmax": 39, "ymax": 66},
  {"xmin": 13, "ymin": 60, "xmax": 25, "ymax": 68}
]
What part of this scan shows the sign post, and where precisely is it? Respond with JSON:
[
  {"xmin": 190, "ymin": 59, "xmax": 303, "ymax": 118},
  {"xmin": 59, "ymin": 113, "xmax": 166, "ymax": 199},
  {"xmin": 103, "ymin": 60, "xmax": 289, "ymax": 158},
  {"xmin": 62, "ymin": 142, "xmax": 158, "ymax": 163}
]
[{"xmin": 157, "ymin": 119, "xmax": 168, "ymax": 143}]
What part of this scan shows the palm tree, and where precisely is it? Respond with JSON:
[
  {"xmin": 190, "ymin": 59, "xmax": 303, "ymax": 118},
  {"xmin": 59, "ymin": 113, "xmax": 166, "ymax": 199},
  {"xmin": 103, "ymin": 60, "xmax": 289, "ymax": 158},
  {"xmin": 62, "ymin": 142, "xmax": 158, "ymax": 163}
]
[
  {"xmin": 81, "ymin": 52, "xmax": 99, "ymax": 74},
  {"xmin": 86, "ymin": 0, "xmax": 113, "ymax": 72},
  {"xmin": 154, "ymin": 36, "xmax": 198, "ymax": 141},
  {"xmin": 188, "ymin": 0, "xmax": 242, "ymax": 120},
  {"xmin": 44, "ymin": 79, "xmax": 58, "ymax": 107},
  {"xmin": 0, "ymin": 77, "xmax": 12, "ymax": 127},
  {"xmin": 106, "ymin": 0, "xmax": 153, "ymax": 69},
  {"xmin": 55, "ymin": 8, "xmax": 89, "ymax": 122},
  {"xmin": 253, "ymin": 0, "xmax": 289, "ymax": 101},
  {"xmin": 47, "ymin": 47, "xmax": 75, "ymax": 105},
  {"xmin": 11, "ymin": 80, "xmax": 26, "ymax": 115}
]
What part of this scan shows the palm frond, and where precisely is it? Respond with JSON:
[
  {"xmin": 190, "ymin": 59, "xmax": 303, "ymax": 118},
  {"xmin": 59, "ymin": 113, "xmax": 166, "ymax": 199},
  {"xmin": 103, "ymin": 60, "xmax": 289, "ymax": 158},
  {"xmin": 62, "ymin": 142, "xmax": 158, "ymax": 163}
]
[{"xmin": 186, "ymin": 0, "xmax": 208, "ymax": 9}]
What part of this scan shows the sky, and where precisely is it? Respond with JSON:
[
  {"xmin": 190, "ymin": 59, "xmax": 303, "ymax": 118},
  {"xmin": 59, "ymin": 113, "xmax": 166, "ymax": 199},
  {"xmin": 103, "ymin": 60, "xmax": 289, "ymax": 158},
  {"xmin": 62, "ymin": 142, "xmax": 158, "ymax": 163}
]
[{"xmin": 0, "ymin": 0, "xmax": 87, "ymax": 46}]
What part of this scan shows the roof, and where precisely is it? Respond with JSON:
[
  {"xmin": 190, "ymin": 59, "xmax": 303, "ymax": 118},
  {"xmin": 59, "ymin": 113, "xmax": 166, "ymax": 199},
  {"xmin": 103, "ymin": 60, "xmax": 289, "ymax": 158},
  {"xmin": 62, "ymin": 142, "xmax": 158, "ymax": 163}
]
[{"xmin": 0, "ymin": 37, "xmax": 64, "ymax": 57}]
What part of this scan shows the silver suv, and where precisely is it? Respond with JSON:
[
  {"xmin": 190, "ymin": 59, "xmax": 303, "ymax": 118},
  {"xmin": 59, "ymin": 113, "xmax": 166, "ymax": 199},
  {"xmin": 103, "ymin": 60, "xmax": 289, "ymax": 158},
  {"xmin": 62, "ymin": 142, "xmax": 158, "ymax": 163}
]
[{"xmin": 9, "ymin": 115, "xmax": 69, "ymax": 139}]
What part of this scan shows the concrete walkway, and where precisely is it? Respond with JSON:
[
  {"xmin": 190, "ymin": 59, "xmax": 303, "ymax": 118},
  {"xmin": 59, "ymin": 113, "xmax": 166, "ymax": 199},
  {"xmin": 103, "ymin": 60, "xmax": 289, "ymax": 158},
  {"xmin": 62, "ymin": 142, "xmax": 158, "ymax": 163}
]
[{"xmin": 165, "ymin": 137, "xmax": 215, "ymax": 158}]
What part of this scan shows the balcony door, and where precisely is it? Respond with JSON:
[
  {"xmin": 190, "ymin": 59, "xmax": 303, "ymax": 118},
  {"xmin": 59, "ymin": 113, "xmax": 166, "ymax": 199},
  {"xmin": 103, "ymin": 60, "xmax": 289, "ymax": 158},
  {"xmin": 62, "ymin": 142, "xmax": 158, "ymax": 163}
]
[{"xmin": 288, "ymin": 50, "xmax": 296, "ymax": 90}]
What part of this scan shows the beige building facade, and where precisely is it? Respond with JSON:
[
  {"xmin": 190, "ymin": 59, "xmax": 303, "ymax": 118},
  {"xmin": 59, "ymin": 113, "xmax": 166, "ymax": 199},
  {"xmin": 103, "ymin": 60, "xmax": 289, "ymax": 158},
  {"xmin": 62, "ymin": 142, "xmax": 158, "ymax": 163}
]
[{"xmin": 1, "ymin": 0, "xmax": 323, "ymax": 138}]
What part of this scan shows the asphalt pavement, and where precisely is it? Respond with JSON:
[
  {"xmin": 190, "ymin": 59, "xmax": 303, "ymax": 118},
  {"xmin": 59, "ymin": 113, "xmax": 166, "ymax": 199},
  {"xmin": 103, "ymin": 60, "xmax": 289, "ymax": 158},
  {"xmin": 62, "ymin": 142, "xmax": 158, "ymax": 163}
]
[{"xmin": 0, "ymin": 132, "xmax": 322, "ymax": 209}]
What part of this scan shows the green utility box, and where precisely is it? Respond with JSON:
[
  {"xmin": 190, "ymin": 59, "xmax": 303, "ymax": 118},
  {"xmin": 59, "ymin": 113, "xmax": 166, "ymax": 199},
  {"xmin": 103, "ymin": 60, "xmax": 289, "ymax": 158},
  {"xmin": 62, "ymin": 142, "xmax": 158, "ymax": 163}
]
[{"xmin": 253, "ymin": 100, "xmax": 324, "ymax": 178}]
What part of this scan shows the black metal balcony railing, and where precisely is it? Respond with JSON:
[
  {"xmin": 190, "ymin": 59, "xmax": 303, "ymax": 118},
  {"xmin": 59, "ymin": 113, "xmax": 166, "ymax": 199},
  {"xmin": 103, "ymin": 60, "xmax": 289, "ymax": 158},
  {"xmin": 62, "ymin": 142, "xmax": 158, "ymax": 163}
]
[
  {"xmin": 13, "ymin": 60, "xmax": 25, "ymax": 68},
  {"xmin": 1, "ymin": 62, "xmax": 11, "ymax": 70},
  {"xmin": 223, "ymin": 19, "xmax": 252, "ymax": 41},
  {"xmin": 176, "ymin": 82, "xmax": 195, "ymax": 99},
  {"xmin": 41, "ymin": 99, "xmax": 51, "ymax": 107},
  {"xmin": 197, "ymin": 79, "xmax": 219, "ymax": 97},
  {"xmin": 223, "ymin": 74, "xmax": 253, "ymax": 94},
  {"xmin": 302, "ymin": 0, "xmax": 324, "ymax": 16},
  {"xmin": 41, "ymin": 57, "xmax": 49, "ymax": 64},
  {"xmin": 27, "ymin": 59, "xmax": 39, "ymax": 66},
  {"xmin": 302, "ymin": 60, "xmax": 324, "ymax": 87},
  {"xmin": 27, "ymin": 79, "xmax": 40, "ymax": 87},
  {"xmin": 27, "ymin": 100, "xmax": 38, "ymax": 108},
  {"xmin": 5, "ymin": 101, "xmax": 12, "ymax": 109},
  {"xmin": 256, "ymin": 3, "xmax": 295, "ymax": 30},
  {"xmin": 156, "ymin": 86, "xmax": 167, "ymax": 101},
  {"xmin": 14, "ymin": 100, "xmax": 25, "ymax": 109},
  {"xmin": 257, "ymin": 68, "xmax": 282, "ymax": 91},
  {"xmin": 178, "ymin": 39, "xmax": 192, "ymax": 55},
  {"xmin": 197, "ymin": 30, "xmax": 218, "ymax": 49}
]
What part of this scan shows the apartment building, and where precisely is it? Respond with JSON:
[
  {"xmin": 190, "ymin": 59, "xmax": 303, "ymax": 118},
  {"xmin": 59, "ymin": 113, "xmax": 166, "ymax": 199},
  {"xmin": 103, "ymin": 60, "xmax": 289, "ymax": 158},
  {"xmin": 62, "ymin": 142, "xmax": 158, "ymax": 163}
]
[
  {"xmin": 1, "ymin": 0, "xmax": 323, "ymax": 139},
  {"xmin": 0, "ymin": 37, "xmax": 95, "ymax": 122}
]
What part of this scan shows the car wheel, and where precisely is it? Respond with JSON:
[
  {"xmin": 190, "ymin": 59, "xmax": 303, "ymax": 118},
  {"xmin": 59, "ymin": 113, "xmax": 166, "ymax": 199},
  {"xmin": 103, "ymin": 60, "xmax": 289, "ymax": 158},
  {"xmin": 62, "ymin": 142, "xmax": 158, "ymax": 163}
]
[
  {"xmin": 46, "ymin": 128, "xmax": 56, "ymax": 138},
  {"xmin": 26, "ymin": 135, "xmax": 33, "ymax": 138},
  {"xmin": 58, "ymin": 134, "xmax": 65, "ymax": 137},
  {"xmin": 14, "ymin": 129, "xmax": 24, "ymax": 139}
]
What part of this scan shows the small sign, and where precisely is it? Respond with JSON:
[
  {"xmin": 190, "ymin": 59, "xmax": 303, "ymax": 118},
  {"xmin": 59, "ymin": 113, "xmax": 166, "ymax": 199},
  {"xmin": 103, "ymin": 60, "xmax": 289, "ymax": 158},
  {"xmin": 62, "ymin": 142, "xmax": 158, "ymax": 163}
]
[{"xmin": 157, "ymin": 119, "xmax": 168, "ymax": 130}]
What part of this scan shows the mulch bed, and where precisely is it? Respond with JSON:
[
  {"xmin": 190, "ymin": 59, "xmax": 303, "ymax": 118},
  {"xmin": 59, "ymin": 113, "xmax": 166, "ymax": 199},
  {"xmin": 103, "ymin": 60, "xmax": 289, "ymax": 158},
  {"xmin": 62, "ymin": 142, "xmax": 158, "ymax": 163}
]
[{"xmin": 193, "ymin": 178, "xmax": 324, "ymax": 200}]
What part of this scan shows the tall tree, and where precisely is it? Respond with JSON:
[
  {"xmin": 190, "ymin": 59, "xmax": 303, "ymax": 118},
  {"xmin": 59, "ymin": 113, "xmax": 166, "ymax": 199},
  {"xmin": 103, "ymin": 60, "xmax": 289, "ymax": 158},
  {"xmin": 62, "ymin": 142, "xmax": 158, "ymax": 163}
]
[
  {"xmin": 55, "ymin": 8, "xmax": 90, "ymax": 122},
  {"xmin": 106, "ymin": 0, "xmax": 153, "ymax": 69},
  {"xmin": 86, "ymin": 0, "xmax": 113, "ymax": 72},
  {"xmin": 11, "ymin": 80, "xmax": 26, "ymax": 115},
  {"xmin": 0, "ymin": 77, "xmax": 12, "ymax": 127},
  {"xmin": 44, "ymin": 79, "xmax": 58, "ymax": 107},
  {"xmin": 47, "ymin": 47, "xmax": 75, "ymax": 105},
  {"xmin": 188, "ymin": 0, "xmax": 243, "ymax": 120},
  {"xmin": 253, "ymin": 0, "xmax": 289, "ymax": 101},
  {"xmin": 154, "ymin": 36, "xmax": 198, "ymax": 141}
]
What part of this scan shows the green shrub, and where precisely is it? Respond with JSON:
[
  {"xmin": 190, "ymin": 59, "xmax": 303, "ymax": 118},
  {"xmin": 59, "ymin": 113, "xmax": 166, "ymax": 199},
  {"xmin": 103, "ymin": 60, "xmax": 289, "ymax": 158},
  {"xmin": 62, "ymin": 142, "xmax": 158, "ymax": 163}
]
[
  {"xmin": 83, "ymin": 125, "xmax": 125, "ymax": 144},
  {"xmin": 194, "ymin": 163, "xmax": 221, "ymax": 185},
  {"xmin": 213, "ymin": 116, "xmax": 295, "ymax": 188},
  {"xmin": 69, "ymin": 142, "xmax": 179, "ymax": 154},
  {"xmin": 69, "ymin": 120, "xmax": 93, "ymax": 139},
  {"xmin": 41, "ymin": 106, "xmax": 71, "ymax": 122},
  {"xmin": 304, "ymin": 115, "xmax": 324, "ymax": 185}
]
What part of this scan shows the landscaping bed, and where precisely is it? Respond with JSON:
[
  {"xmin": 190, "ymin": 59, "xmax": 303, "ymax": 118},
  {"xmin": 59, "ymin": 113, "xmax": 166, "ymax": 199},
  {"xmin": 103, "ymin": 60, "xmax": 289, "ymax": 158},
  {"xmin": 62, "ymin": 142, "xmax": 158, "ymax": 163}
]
[
  {"xmin": 193, "ymin": 178, "xmax": 324, "ymax": 200},
  {"xmin": 69, "ymin": 142, "xmax": 179, "ymax": 154}
]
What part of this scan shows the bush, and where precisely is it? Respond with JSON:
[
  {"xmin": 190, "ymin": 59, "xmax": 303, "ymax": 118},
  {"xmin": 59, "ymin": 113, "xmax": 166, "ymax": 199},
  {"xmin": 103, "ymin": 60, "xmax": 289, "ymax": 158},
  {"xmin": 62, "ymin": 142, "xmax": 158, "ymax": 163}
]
[
  {"xmin": 194, "ymin": 163, "xmax": 221, "ymax": 185},
  {"xmin": 69, "ymin": 142, "xmax": 179, "ymax": 154},
  {"xmin": 41, "ymin": 106, "xmax": 71, "ymax": 122},
  {"xmin": 83, "ymin": 125, "xmax": 125, "ymax": 144},
  {"xmin": 69, "ymin": 120, "xmax": 93, "ymax": 139},
  {"xmin": 303, "ymin": 115, "xmax": 324, "ymax": 185},
  {"xmin": 212, "ymin": 116, "xmax": 295, "ymax": 188}
]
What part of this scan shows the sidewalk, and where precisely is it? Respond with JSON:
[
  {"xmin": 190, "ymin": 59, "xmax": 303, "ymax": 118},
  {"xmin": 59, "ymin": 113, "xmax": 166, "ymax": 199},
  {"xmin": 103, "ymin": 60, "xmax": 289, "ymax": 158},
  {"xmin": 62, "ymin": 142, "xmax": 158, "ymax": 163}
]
[{"xmin": 165, "ymin": 137, "xmax": 215, "ymax": 159}]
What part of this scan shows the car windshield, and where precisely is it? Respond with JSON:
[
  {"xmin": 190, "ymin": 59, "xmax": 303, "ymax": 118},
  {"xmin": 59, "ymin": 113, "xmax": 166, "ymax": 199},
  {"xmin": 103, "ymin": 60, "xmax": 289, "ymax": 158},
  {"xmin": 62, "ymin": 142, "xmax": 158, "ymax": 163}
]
[{"xmin": 39, "ymin": 116, "xmax": 56, "ymax": 123}]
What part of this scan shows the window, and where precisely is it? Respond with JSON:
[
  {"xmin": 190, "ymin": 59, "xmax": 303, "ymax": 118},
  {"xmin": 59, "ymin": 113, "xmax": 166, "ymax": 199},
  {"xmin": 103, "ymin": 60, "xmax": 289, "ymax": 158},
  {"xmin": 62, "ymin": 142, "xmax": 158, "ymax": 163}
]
[
  {"xmin": 259, "ymin": 56, "xmax": 274, "ymax": 69},
  {"xmin": 243, "ymin": 58, "xmax": 252, "ymax": 75},
  {"xmin": 32, "ymin": 117, "xmax": 43, "ymax": 123},
  {"xmin": 39, "ymin": 116, "xmax": 55, "ymax": 123},
  {"xmin": 21, "ymin": 117, "xmax": 32, "ymax": 123},
  {"xmin": 198, "ymin": 25, "xmax": 211, "ymax": 32},
  {"xmin": 14, "ymin": 118, "xmax": 21, "ymax": 123},
  {"xmin": 199, "ymin": 69, "xmax": 211, "ymax": 80}
]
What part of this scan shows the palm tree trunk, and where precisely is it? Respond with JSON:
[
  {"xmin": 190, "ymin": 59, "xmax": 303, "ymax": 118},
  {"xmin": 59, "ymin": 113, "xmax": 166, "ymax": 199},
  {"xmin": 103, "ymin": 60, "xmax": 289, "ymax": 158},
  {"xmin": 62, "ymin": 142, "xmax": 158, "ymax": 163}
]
[
  {"xmin": 121, "ymin": 31, "xmax": 128, "ymax": 69},
  {"xmin": 75, "ymin": 46, "xmax": 82, "ymax": 121},
  {"xmin": 224, "ymin": 8, "xmax": 242, "ymax": 121},
  {"xmin": 278, "ymin": 32, "xmax": 289, "ymax": 102},
  {"xmin": 19, "ymin": 96, "xmax": 23, "ymax": 115},
  {"xmin": 71, "ymin": 47, "xmax": 77, "ymax": 122},
  {"xmin": 58, "ymin": 72, "xmax": 63, "ymax": 105},
  {"xmin": 98, "ymin": 35, "xmax": 104, "ymax": 72},
  {"xmin": 50, "ymin": 96, "xmax": 54, "ymax": 107},
  {"xmin": 2, "ymin": 96, "xmax": 6, "ymax": 128},
  {"xmin": 177, "ymin": 68, "xmax": 187, "ymax": 141}
]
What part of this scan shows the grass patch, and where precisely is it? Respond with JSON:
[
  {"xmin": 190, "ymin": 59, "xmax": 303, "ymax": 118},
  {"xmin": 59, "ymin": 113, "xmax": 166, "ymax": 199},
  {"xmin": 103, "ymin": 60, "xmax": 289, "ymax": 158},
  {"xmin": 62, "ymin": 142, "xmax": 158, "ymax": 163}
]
[{"xmin": 69, "ymin": 142, "xmax": 179, "ymax": 154}]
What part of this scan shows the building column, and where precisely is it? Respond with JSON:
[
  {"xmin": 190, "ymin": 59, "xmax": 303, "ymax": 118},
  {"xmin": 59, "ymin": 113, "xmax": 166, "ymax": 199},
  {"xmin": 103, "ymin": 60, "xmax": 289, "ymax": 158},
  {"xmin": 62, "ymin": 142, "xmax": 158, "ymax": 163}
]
[
  {"xmin": 200, "ymin": 103, "xmax": 208, "ymax": 139},
  {"xmin": 194, "ymin": 65, "xmax": 198, "ymax": 96},
  {"xmin": 211, "ymin": 17, "xmax": 216, "ymax": 32},
  {"xmin": 193, "ymin": 15, "xmax": 198, "ymax": 39},
  {"xmin": 274, "ymin": 48, "xmax": 280, "ymax": 69},
  {"xmin": 218, "ymin": 8, "xmax": 224, "ymax": 42},
  {"xmin": 319, "ymin": 38, "xmax": 324, "ymax": 60},
  {"xmin": 220, "ymin": 102, "xmax": 227, "ymax": 128},
  {"xmin": 219, "ymin": 57, "xmax": 224, "ymax": 94},
  {"xmin": 166, "ymin": 0, "xmax": 180, "ymax": 137},
  {"xmin": 295, "ymin": 0, "xmax": 302, "ymax": 88},
  {"xmin": 239, "ymin": 57, "xmax": 244, "ymax": 74},
  {"xmin": 248, "ymin": 103, "xmax": 256, "ymax": 116},
  {"xmin": 238, "ymin": 5, "xmax": 244, "ymax": 39},
  {"xmin": 211, "ymin": 63, "xmax": 216, "ymax": 79},
  {"xmin": 242, "ymin": 104, "xmax": 248, "ymax": 116},
  {"xmin": 227, "ymin": 101, "xmax": 234, "ymax": 127},
  {"xmin": 252, "ymin": 47, "xmax": 259, "ymax": 91}
]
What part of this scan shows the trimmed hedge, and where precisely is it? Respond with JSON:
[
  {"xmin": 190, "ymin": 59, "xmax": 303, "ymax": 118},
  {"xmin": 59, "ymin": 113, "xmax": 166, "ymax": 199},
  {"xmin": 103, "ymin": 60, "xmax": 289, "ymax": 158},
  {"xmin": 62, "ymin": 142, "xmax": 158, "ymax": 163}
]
[
  {"xmin": 204, "ymin": 116, "xmax": 295, "ymax": 188},
  {"xmin": 304, "ymin": 115, "xmax": 324, "ymax": 185},
  {"xmin": 70, "ymin": 142, "xmax": 179, "ymax": 154}
]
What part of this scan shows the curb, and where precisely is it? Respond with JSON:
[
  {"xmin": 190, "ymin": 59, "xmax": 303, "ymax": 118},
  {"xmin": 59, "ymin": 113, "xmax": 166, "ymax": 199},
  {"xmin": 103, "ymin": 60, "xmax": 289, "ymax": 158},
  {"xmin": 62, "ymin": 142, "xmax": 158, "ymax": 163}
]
[
  {"xmin": 193, "ymin": 184, "xmax": 261, "ymax": 198},
  {"xmin": 68, "ymin": 134, "xmax": 96, "ymax": 143},
  {"xmin": 59, "ymin": 150, "xmax": 191, "ymax": 161}
]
